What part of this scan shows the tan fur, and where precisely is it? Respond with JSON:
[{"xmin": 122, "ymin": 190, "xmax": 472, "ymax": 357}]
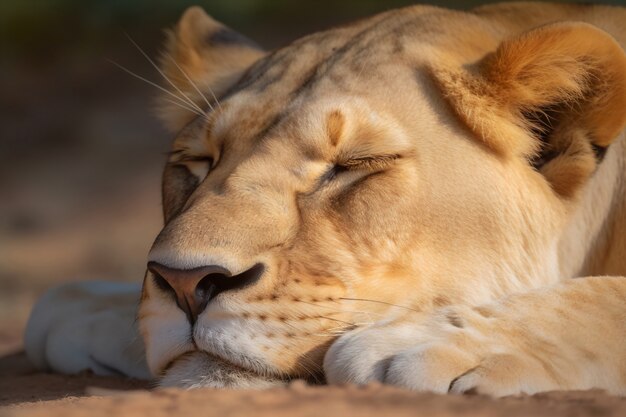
[
  {"xmin": 135, "ymin": 2, "xmax": 626, "ymax": 393},
  {"xmin": 431, "ymin": 22, "xmax": 626, "ymax": 199},
  {"xmin": 26, "ymin": 2, "xmax": 626, "ymax": 395},
  {"xmin": 326, "ymin": 110, "xmax": 345, "ymax": 148}
]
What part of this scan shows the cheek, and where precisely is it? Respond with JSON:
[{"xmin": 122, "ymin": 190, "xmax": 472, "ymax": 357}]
[{"xmin": 334, "ymin": 173, "xmax": 420, "ymax": 255}]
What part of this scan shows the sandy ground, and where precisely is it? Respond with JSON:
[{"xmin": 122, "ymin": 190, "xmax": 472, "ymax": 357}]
[{"xmin": 1, "ymin": 348, "xmax": 626, "ymax": 417}]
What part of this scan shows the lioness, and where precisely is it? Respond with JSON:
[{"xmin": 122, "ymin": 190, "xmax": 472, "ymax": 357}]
[{"xmin": 24, "ymin": 2, "xmax": 626, "ymax": 396}]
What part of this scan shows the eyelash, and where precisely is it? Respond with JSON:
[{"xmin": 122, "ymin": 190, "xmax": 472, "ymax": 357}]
[
  {"xmin": 168, "ymin": 152, "xmax": 399, "ymax": 185},
  {"xmin": 168, "ymin": 149, "xmax": 214, "ymax": 166},
  {"xmin": 340, "ymin": 155, "xmax": 400, "ymax": 170},
  {"xmin": 322, "ymin": 154, "xmax": 400, "ymax": 183},
  {"xmin": 321, "ymin": 164, "xmax": 348, "ymax": 183},
  {"xmin": 178, "ymin": 156, "xmax": 213, "ymax": 164}
]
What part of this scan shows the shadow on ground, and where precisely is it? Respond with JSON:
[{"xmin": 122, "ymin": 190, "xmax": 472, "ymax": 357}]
[{"xmin": 0, "ymin": 352, "xmax": 149, "ymax": 407}]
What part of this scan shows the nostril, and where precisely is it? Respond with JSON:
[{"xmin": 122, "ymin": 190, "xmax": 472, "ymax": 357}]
[
  {"xmin": 195, "ymin": 274, "xmax": 220, "ymax": 301},
  {"xmin": 209, "ymin": 263, "xmax": 265, "ymax": 295},
  {"xmin": 146, "ymin": 262, "xmax": 266, "ymax": 323}
]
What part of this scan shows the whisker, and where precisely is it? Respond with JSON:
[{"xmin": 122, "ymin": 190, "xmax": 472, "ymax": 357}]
[
  {"xmin": 108, "ymin": 59, "xmax": 206, "ymax": 118},
  {"xmin": 319, "ymin": 326, "xmax": 354, "ymax": 335},
  {"xmin": 165, "ymin": 52, "xmax": 214, "ymax": 111},
  {"xmin": 319, "ymin": 315, "xmax": 357, "ymax": 327},
  {"xmin": 298, "ymin": 300, "xmax": 386, "ymax": 318},
  {"xmin": 273, "ymin": 337, "xmax": 323, "ymax": 381},
  {"xmin": 339, "ymin": 297, "xmax": 421, "ymax": 313},
  {"xmin": 202, "ymin": 80, "xmax": 223, "ymax": 111},
  {"xmin": 298, "ymin": 356, "xmax": 323, "ymax": 382},
  {"xmin": 354, "ymin": 55, "xmax": 369, "ymax": 84},
  {"xmin": 124, "ymin": 33, "xmax": 205, "ymax": 114},
  {"xmin": 160, "ymin": 96, "xmax": 207, "ymax": 118},
  {"xmin": 311, "ymin": 329, "xmax": 351, "ymax": 337},
  {"xmin": 327, "ymin": 321, "xmax": 372, "ymax": 330}
]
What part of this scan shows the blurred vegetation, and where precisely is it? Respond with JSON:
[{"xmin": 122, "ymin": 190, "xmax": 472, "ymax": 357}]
[{"xmin": 1, "ymin": 0, "xmax": 617, "ymax": 62}]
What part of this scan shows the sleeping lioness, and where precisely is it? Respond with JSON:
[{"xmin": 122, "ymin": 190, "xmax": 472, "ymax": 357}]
[{"xmin": 24, "ymin": 2, "xmax": 626, "ymax": 396}]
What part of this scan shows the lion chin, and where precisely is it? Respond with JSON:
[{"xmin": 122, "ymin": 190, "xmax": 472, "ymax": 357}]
[{"xmin": 159, "ymin": 352, "xmax": 285, "ymax": 389}]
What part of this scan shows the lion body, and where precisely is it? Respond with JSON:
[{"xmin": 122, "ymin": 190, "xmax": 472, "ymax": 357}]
[{"xmin": 25, "ymin": 2, "xmax": 626, "ymax": 396}]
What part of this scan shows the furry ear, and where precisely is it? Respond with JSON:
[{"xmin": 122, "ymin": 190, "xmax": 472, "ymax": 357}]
[
  {"xmin": 158, "ymin": 6, "xmax": 265, "ymax": 131},
  {"xmin": 432, "ymin": 22, "xmax": 626, "ymax": 198}
]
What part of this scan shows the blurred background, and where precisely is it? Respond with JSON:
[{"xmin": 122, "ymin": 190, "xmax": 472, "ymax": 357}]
[{"xmin": 0, "ymin": 0, "xmax": 618, "ymax": 353}]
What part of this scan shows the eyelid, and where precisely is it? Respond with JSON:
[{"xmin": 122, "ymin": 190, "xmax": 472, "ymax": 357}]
[
  {"xmin": 338, "ymin": 154, "xmax": 401, "ymax": 170},
  {"xmin": 319, "ymin": 164, "xmax": 347, "ymax": 184},
  {"xmin": 318, "ymin": 154, "xmax": 400, "ymax": 186},
  {"xmin": 178, "ymin": 156, "xmax": 213, "ymax": 163},
  {"xmin": 168, "ymin": 151, "xmax": 214, "ymax": 165}
]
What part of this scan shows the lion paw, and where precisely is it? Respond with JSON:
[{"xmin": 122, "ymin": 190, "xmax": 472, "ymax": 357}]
[
  {"xmin": 24, "ymin": 281, "xmax": 150, "ymax": 379},
  {"xmin": 324, "ymin": 308, "xmax": 559, "ymax": 396}
]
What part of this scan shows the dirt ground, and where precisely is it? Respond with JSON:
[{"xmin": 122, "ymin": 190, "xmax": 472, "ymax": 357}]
[{"xmin": 1, "ymin": 349, "xmax": 626, "ymax": 417}]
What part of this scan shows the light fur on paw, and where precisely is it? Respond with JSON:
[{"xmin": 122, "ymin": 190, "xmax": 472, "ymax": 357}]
[
  {"xmin": 24, "ymin": 281, "xmax": 151, "ymax": 379},
  {"xmin": 324, "ymin": 307, "xmax": 563, "ymax": 396}
]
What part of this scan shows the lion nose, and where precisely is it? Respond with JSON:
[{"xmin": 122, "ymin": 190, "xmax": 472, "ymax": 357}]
[{"xmin": 147, "ymin": 261, "xmax": 264, "ymax": 324}]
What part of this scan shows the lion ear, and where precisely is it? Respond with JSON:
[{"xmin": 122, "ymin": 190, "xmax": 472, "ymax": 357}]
[
  {"xmin": 433, "ymin": 22, "xmax": 626, "ymax": 198},
  {"xmin": 158, "ymin": 6, "xmax": 265, "ymax": 131}
]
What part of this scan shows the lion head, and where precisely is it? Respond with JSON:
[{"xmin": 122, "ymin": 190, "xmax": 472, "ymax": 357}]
[{"xmin": 137, "ymin": 6, "xmax": 626, "ymax": 387}]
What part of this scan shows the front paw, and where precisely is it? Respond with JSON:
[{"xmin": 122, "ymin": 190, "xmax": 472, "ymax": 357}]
[
  {"xmin": 24, "ymin": 281, "xmax": 150, "ymax": 379},
  {"xmin": 324, "ymin": 308, "xmax": 560, "ymax": 396},
  {"xmin": 323, "ymin": 319, "xmax": 430, "ymax": 385},
  {"xmin": 385, "ymin": 344, "xmax": 558, "ymax": 396}
]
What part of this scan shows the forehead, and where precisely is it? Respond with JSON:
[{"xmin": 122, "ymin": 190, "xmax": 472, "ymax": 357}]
[
  {"xmin": 208, "ymin": 37, "xmax": 425, "ymax": 147},
  {"xmin": 213, "ymin": 11, "xmax": 433, "ymax": 120},
  {"xmin": 230, "ymin": 15, "xmax": 401, "ymax": 98},
  {"xmin": 187, "ymin": 8, "xmax": 475, "ymax": 158}
]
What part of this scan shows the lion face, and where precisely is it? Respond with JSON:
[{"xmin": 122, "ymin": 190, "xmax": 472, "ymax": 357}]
[{"xmin": 138, "ymin": 7, "xmax": 626, "ymax": 384}]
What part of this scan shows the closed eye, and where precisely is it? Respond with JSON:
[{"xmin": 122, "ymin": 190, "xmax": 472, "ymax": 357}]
[
  {"xmin": 339, "ymin": 154, "xmax": 400, "ymax": 171},
  {"xmin": 320, "ymin": 164, "xmax": 349, "ymax": 183},
  {"xmin": 168, "ymin": 151, "xmax": 214, "ymax": 180},
  {"xmin": 176, "ymin": 156, "xmax": 214, "ymax": 164},
  {"xmin": 320, "ymin": 154, "xmax": 401, "ymax": 185},
  {"xmin": 167, "ymin": 149, "xmax": 213, "ymax": 164}
]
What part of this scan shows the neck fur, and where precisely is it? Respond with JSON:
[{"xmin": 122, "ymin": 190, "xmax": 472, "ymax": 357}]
[{"xmin": 558, "ymin": 132, "xmax": 626, "ymax": 278}]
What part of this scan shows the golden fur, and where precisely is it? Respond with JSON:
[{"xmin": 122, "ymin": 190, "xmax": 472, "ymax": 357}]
[{"xmin": 24, "ymin": 2, "xmax": 626, "ymax": 396}]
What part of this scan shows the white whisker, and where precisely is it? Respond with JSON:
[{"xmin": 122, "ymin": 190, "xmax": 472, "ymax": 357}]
[
  {"xmin": 339, "ymin": 297, "xmax": 421, "ymax": 313},
  {"xmin": 161, "ymin": 97, "xmax": 207, "ymax": 118},
  {"xmin": 107, "ymin": 59, "xmax": 206, "ymax": 118},
  {"xmin": 165, "ymin": 53, "xmax": 214, "ymax": 112},
  {"xmin": 319, "ymin": 315, "xmax": 357, "ymax": 327},
  {"xmin": 202, "ymin": 80, "xmax": 223, "ymax": 111},
  {"xmin": 124, "ymin": 33, "xmax": 206, "ymax": 114},
  {"xmin": 298, "ymin": 300, "xmax": 385, "ymax": 318}
]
